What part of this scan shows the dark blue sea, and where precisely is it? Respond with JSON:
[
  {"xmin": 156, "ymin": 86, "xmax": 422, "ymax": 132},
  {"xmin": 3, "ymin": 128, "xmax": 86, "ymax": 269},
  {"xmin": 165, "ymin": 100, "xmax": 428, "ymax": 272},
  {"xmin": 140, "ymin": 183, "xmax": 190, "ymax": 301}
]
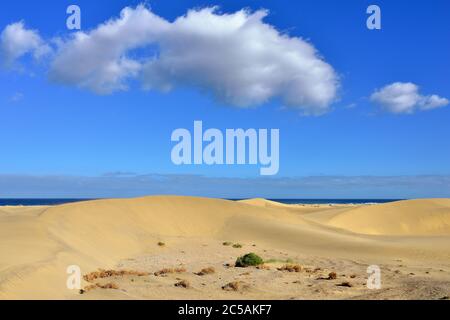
[
  {"xmin": 0, "ymin": 199, "xmax": 94, "ymax": 206},
  {"xmin": 0, "ymin": 198, "xmax": 401, "ymax": 206}
]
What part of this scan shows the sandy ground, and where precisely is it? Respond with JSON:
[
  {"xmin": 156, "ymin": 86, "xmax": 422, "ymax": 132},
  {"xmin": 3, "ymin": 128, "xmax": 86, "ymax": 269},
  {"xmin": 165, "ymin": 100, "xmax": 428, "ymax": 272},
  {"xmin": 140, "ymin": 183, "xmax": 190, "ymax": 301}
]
[{"xmin": 0, "ymin": 196, "xmax": 449, "ymax": 300}]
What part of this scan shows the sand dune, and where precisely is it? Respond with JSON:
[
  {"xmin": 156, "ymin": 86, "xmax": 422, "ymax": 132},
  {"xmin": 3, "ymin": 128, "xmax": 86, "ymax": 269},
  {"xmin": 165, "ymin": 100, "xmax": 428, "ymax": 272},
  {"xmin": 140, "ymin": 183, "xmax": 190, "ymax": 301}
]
[
  {"xmin": 318, "ymin": 199, "xmax": 450, "ymax": 236},
  {"xmin": 0, "ymin": 196, "xmax": 449, "ymax": 299}
]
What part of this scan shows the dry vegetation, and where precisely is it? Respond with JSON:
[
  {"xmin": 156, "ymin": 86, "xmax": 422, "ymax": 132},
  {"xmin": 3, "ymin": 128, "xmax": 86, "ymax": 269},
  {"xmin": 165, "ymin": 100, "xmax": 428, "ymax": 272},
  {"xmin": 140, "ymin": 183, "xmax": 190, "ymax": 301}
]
[
  {"xmin": 336, "ymin": 281, "xmax": 353, "ymax": 287},
  {"xmin": 256, "ymin": 264, "xmax": 271, "ymax": 270},
  {"xmin": 195, "ymin": 267, "xmax": 215, "ymax": 276},
  {"xmin": 79, "ymin": 247, "xmax": 355, "ymax": 299},
  {"xmin": 79, "ymin": 282, "xmax": 119, "ymax": 294},
  {"xmin": 277, "ymin": 264, "xmax": 303, "ymax": 272},
  {"xmin": 154, "ymin": 267, "xmax": 187, "ymax": 277},
  {"xmin": 327, "ymin": 272, "xmax": 338, "ymax": 280},
  {"xmin": 83, "ymin": 269, "xmax": 149, "ymax": 282},
  {"xmin": 175, "ymin": 280, "xmax": 191, "ymax": 289},
  {"xmin": 222, "ymin": 281, "xmax": 248, "ymax": 292}
]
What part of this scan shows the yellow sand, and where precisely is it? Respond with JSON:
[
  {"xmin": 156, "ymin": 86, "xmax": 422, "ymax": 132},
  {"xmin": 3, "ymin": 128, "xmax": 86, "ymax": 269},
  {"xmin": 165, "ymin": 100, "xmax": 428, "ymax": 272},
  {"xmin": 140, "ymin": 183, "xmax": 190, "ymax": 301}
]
[{"xmin": 0, "ymin": 196, "xmax": 449, "ymax": 299}]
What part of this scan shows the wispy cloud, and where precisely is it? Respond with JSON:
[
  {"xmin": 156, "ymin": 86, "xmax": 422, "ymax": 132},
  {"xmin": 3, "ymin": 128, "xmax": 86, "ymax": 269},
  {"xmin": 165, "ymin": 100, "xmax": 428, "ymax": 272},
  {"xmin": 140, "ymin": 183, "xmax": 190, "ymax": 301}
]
[
  {"xmin": 9, "ymin": 91, "xmax": 24, "ymax": 103},
  {"xmin": 1, "ymin": 173, "xmax": 449, "ymax": 199}
]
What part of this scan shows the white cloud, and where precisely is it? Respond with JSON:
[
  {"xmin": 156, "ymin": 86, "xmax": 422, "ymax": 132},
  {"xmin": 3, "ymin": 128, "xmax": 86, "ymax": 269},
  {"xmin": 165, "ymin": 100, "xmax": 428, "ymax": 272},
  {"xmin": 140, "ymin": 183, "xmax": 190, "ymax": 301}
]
[
  {"xmin": 140, "ymin": 7, "xmax": 338, "ymax": 114},
  {"xmin": 47, "ymin": 5, "xmax": 338, "ymax": 114},
  {"xmin": 0, "ymin": 21, "xmax": 50, "ymax": 68},
  {"xmin": 371, "ymin": 82, "xmax": 449, "ymax": 114}
]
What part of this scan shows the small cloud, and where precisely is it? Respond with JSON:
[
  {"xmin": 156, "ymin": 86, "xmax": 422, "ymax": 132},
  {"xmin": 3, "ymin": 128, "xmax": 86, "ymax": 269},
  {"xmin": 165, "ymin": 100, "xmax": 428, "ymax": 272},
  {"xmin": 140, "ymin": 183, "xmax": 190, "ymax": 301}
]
[
  {"xmin": 9, "ymin": 92, "xmax": 24, "ymax": 102},
  {"xmin": 370, "ymin": 82, "xmax": 449, "ymax": 114}
]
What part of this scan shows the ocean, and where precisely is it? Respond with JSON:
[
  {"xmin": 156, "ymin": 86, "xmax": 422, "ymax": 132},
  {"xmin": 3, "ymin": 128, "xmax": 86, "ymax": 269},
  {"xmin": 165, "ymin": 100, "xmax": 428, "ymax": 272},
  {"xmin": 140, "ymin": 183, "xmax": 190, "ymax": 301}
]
[
  {"xmin": 0, "ymin": 198, "xmax": 401, "ymax": 206},
  {"xmin": 0, "ymin": 199, "xmax": 94, "ymax": 206},
  {"xmin": 269, "ymin": 199, "xmax": 401, "ymax": 205}
]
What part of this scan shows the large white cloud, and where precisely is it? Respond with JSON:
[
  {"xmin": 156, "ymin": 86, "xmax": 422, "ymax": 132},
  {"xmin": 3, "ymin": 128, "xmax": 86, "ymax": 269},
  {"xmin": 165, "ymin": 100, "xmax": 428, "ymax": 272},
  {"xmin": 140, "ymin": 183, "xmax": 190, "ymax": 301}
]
[
  {"xmin": 371, "ymin": 82, "xmax": 449, "ymax": 114},
  {"xmin": 0, "ymin": 21, "xmax": 50, "ymax": 68},
  {"xmin": 140, "ymin": 7, "xmax": 339, "ymax": 114},
  {"xmin": 45, "ymin": 5, "xmax": 338, "ymax": 114}
]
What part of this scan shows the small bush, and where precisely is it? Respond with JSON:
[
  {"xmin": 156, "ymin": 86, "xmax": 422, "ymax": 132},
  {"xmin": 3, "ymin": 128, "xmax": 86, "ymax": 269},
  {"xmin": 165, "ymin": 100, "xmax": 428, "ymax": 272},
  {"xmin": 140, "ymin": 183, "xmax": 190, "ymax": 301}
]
[
  {"xmin": 235, "ymin": 253, "xmax": 264, "ymax": 267},
  {"xmin": 328, "ymin": 272, "xmax": 337, "ymax": 280},
  {"xmin": 222, "ymin": 241, "xmax": 233, "ymax": 246},
  {"xmin": 157, "ymin": 242, "xmax": 166, "ymax": 247},
  {"xmin": 232, "ymin": 243, "xmax": 243, "ymax": 249}
]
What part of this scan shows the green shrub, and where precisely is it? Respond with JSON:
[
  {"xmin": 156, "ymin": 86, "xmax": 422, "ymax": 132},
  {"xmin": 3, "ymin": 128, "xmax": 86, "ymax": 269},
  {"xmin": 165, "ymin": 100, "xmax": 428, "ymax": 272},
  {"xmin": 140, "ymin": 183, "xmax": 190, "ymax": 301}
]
[{"xmin": 235, "ymin": 253, "xmax": 264, "ymax": 267}]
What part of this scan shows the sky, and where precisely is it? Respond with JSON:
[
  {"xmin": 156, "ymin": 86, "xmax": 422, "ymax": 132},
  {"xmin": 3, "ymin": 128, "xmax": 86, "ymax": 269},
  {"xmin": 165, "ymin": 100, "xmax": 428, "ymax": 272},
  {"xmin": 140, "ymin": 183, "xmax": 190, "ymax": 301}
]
[{"xmin": 0, "ymin": 0, "xmax": 449, "ymax": 198}]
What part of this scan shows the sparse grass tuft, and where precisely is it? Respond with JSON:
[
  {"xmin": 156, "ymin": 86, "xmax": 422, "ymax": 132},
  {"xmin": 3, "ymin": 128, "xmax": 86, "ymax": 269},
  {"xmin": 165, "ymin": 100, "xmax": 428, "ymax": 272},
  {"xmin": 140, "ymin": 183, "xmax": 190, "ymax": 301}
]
[
  {"xmin": 79, "ymin": 284, "xmax": 97, "ymax": 294},
  {"xmin": 222, "ymin": 241, "xmax": 233, "ymax": 246},
  {"xmin": 154, "ymin": 267, "xmax": 186, "ymax": 277},
  {"xmin": 235, "ymin": 253, "xmax": 264, "ymax": 267},
  {"xmin": 222, "ymin": 281, "xmax": 246, "ymax": 292},
  {"xmin": 256, "ymin": 264, "xmax": 271, "ymax": 270},
  {"xmin": 232, "ymin": 243, "xmax": 243, "ymax": 248},
  {"xmin": 79, "ymin": 282, "xmax": 119, "ymax": 294},
  {"xmin": 83, "ymin": 269, "xmax": 149, "ymax": 282},
  {"xmin": 175, "ymin": 280, "xmax": 191, "ymax": 288},
  {"xmin": 264, "ymin": 258, "xmax": 295, "ymax": 264},
  {"xmin": 157, "ymin": 242, "xmax": 166, "ymax": 247},
  {"xmin": 195, "ymin": 267, "xmax": 216, "ymax": 276},
  {"xmin": 336, "ymin": 281, "xmax": 353, "ymax": 287},
  {"xmin": 277, "ymin": 264, "xmax": 303, "ymax": 273},
  {"xmin": 96, "ymin": 282, "xmax": 119, "ymax": 290}
]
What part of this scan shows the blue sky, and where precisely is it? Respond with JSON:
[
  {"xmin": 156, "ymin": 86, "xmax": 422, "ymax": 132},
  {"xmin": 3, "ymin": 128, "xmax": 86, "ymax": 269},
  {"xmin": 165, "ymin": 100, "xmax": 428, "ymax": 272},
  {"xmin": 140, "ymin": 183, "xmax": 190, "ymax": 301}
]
[{"xmin": 0, "ymin": 0, "xmax": 449, "ymax": 198}]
